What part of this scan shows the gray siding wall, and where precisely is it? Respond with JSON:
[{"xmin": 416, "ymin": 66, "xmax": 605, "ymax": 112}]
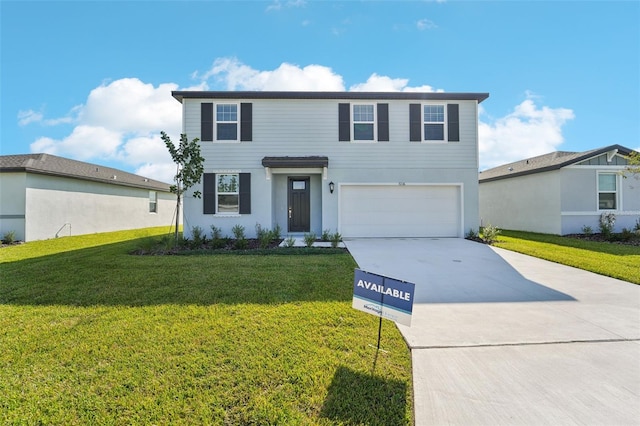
[{"xmin": 182, "ymin": 97, "xmax": 481, "ymax": 238}]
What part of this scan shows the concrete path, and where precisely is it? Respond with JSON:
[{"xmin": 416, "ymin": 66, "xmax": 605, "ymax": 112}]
[{"xmin": 344, "ymin": 238, "xmax": 640, "ymax": 426}]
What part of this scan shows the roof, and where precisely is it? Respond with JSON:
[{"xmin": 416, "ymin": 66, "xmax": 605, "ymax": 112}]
[
  {"xmin": 479, "ymin": 144, "xmax": 635, "ymax": 183},
  {"xmin": 172, "ymin": 90, "xmax": 489, "ymax": 104},
  {"xmin": 262, "ymin": 156, "xmax": 329, "ymax": 168},
  {"xmin": 0, "ymin": 153, "xmax": 172, "ymax": 192}
]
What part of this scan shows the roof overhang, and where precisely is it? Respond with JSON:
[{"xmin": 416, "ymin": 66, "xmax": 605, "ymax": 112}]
[{"xmin": 261, "ymin": 156, "xmax": 329, "ymax": 168}]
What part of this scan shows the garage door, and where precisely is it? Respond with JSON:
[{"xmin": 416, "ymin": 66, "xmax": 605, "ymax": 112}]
[{"xmin": 339, "ymin": 184, "xmax": 461, "ymax": 238}]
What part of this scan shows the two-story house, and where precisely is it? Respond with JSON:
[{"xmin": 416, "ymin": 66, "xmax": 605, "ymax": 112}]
[{"xmin": 172, "ymin": 91, "xmax": 489, "ymax": 239}]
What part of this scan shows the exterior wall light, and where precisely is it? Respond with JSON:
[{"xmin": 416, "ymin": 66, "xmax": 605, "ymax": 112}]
[{"xmin": 329, "ymin": 181, "xmax": 335, "ymax": 194}]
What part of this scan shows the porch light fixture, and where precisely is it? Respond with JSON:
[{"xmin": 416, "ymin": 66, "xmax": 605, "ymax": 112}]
[{"xmin": 329, "ymin": 181, "xmax": 335, "ymax": 194}]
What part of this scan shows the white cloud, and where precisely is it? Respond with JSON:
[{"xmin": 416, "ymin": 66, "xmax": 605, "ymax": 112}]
[
  {"xmin": 479, "ymin": 98, "xmax": 575, "ymax": 170},
  {"xmin": 18, "ymin": 110, "xmax": 43, "ymax": 126},
  {"xmin": 349, "ymin": 73, "xmax": 443, "ymax": 92},
  {"xmin": 417, "ymin": 19, "xmax": 437, "ymax": 30},
  {"xmin": 31, "ymin": 125, "xmax": 122, "ymax": 160},
  {"xmin": 200, "ymin": 57, "xmax": 345, "ymax": 91},
  {"xmin": 266, "ymin": 0, "xmax": 306, "ymax": 12}
]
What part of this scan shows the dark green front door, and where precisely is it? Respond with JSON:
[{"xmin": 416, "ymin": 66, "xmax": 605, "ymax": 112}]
[{"xmin": 288, "ymin": 177, "xmax": 310, "ymax": 232}]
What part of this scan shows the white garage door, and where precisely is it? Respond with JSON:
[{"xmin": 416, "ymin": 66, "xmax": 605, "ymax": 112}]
[{"xmin": 340, "ymin": 184, "xmax": 461, "ymax": 238}]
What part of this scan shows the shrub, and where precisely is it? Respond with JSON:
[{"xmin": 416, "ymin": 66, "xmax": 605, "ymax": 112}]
[
  {"xmin": 259, "ymin": 230, "xmax": 272, "ymax": 249},
  {"xmin": 330, "ymin": 231, "xmax": 342, "ymax": 248},
  {"xmin": 303, "ymin": 232, "xmax": 317, "ymax": 248},
  {"xmin": 2, "ymin": 230, "xmax": 16, "ymax": 244},
  {"xmin": 618, "ymin": 228, "xmax": 635, "ymax": 242},
  {"xmin": 581, "ymin": 225, "xmax": 593, "ymax": 235},
  {"xmin": 599, "ymin": 212, "xmax": 616, "ymax": 237},
  {"xmin": 283, "ymin": 236, "xmax": 296, "ymax": 248},
  {"xmin": 634, "ymin": 218, "xmax": 640, "ymax": 232},
  {"xmin": 210, "ymin": 225, "xmax": 222, "ymax": 240},
  {"xmin": 190, "ymin": 226, "xmax": 207, "ymax": 248},
  {"xmin": 321, "ymin": 229, "xmax": 331, "ymax": 242},
  {"xmin": 481, "ymin": 224, "xmax": 501, "ymax": 245},
  {"xmin": 465, "ymin": 228, "xmax": 479, "ymax": 239},
  {"xmin": 232, "ymin": 224, "xmax": 246, "ymax": 240},
  {"xmin": 271, "ymin": 224, "xmax": 282, "ymax": 240}
]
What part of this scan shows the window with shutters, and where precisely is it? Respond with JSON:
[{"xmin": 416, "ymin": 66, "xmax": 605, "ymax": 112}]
[
  {"xmin": 216, "ymin": 104, "xmax": 238, "ymax": 141},
  {"xmin": 353, "ymin": 104, "xmax": 375, "ymax": 141},
  {"xmin": 339, "ymin": 103, "xmax": 388, "ymax": 142},
  {"xmin": 217, "ymin": 173, "xmax": 239, "ymax": 213},
  {"xmin": 424, "ymin": 104, "xmax": 445, "ymax": 141},
  {"xmin": 203, "ymin": 173, "xmax": 251, "ymax": 215}
]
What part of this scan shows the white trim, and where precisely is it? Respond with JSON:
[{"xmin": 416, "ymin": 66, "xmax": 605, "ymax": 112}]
[
  {"xmin": 422, "ymin": 102, "xmax": 447, "ymax": 143},
  {"xmin": 596, "ymin": 171, "xmax": 619, "ymax": 211},
  {"xmin": 351, "ymin": 103, "xmax": 377, "ymax": 143},
  {"xmin": 268, "ymin": 167, "xmax": 324, "ymax": 175},
  {"xmin": 215, "ymin": 102, "xmax": 240, "ymax": 142},
  {"xmin": 607, "ymin": 149, "xmax": 619, "ymax": 163},
  {"xmin": 562, "ymin": 211, "xmax": 640, "ymax": 216},
  {"xmin": 564, "ymin": 164, "xmax": 627, "ymax": 170}
]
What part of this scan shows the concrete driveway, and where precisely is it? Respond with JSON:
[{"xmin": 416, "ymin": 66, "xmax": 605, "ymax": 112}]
[{"xmin": 344, "ymin": 238, "xmax": 640, "ymax": 426}]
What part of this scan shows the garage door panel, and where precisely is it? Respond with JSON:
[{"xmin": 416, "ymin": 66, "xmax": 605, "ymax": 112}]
[{"xmin": 340, "ymin": 185, "xmax": 460, "ymax": 238}]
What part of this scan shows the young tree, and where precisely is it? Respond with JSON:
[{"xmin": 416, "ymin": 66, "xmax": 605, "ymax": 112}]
[
  {"xmin": 161, "ymin": 131, "xmax": 205, "ymax": 242},
  {"xmin": 624, "ymin": 150, "xmax": 639, "ymax": 178}
]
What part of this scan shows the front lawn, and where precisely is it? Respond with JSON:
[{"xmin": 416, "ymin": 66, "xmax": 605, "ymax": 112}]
[
  {"xmin": 493, "ymin": 230, "xmax": 640, "ymax": 285},
  {"xmin": 0, "ymin": 228, "xmax": 413, "ymax": 424}
]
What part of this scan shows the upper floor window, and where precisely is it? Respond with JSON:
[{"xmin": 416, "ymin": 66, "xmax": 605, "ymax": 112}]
[
  {"xmin": 149, "ymin": 190, "xmax": 157, "ymax": 213},
  {"xmin": 424, "ymin": 105, "xmax": 445, "ymax": 141},
  {"xmin": 216, "ymin": 104, "xmax": 238, "ymax": 141},
  {"xmin": 598, "ymin": 173, "xmax": 617, "ymax": 210},
  {"xmin": 353, "ymin": 104, "xmax": 375, "ymax": 141}
]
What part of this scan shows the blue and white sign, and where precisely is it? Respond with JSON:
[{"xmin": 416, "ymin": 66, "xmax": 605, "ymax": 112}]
[{"xmin": 352, "ymin": 269, "xmax": 415, "ymax": 326}]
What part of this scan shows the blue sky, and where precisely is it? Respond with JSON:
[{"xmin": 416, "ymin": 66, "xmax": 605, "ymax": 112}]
[{"xmin": 2, "ymin": 0, "xmax": 638, "ymax": 183}]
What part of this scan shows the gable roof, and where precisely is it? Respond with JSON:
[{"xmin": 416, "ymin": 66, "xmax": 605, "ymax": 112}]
[
  {"xmin": 172, "ymin": 90, "xmax": 489, "ymax": 104},
  {"xmin": 0, "ymin": 153, "xmax": 171, "ymax": 192},
  {"xmin": 479, "ymin": 144, "xmax": 635, "ymax": 183}
]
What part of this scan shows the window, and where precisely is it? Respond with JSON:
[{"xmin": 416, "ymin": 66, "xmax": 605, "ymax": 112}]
[
  {"xmin": 217, "ymin": 174, "xmax": 239, "ymax": 213},
  {"xmin": 598, "ymin": 173, "xmax": 617, "ymax": 210},
  {"xmin": 353, "ymin": 104, "xmax": 375, "ymax": 140},
  {"xmin": 149, "ymin": 191, "xmax": 157, "ymax": 213},
  {"xmin": 216, "ymin": 104, "xmax": 238, "ymax": 141},
  {"xmin": 424, "ymin": 104, "xmax": 445, "ymax": 141}
]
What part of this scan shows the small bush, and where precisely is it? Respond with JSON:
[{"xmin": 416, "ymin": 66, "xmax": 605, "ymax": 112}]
[
  {"xmin": 481, "ymin": 224, "xmax": 501, "ymax": 245},
  {"xmin": 2, "ymin": 230, "xmax": 16, "ymax": 244},
  {"xmin": 599, "ymin": 212, "xmax": 616, "ymax": 238},
  {"xmin": 321, "ymin": 229, "xmax": 331, "ymax": 242},
  {"xmin": 634, "ymin": 218, "xmax": 640, "ymax": 232},
  {"xmin": 618, "ymin": 228, "xmax": 635, "ymax": 242},
  {"xmin": 581, "ymin": 225, "xmax": 593, "ymax": 235},
  {"xmin": 283, "ymin": 236, "xmax": 296, "ymax": 248},
  {"xmin": 259, "ymin": 231, "xmax": 272, "ymax": 249},
  {"xmin": 465, "ymin": 228, "xmax": 479, "ymax": 239},
  {"xmin": 329, "ymin": 231, "xmax": 342, "ymax": 248},
  {"xmin": 271, "ymin": 224, "xmax": 282, "ymax": 240},
  {"xmin": 210, "ymin": 225, "xmax": 222, "ymax": 240},
  {"xmin": 232, "ymin": 224, "xmax": 246, "ymax": 240},
  {"xmin": 190, "ymin": 226, "xmax": 207, "ymax": 248},
  {"xmin": 303, "ymin": 232, "xmax": 317, "ymax": 248}
]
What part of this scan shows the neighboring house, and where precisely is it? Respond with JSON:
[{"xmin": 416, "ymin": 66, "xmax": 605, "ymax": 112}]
[
  {"xmin": 479, "ymin": 145, "xmax": 640, "ymax": 235},
  {"xmin": 172, "ymin": 90, "xmax": 489, "ymax": 239},
  {"xmin": 0, "ymin": 153, "xmax": 175, "ymax": 242}
]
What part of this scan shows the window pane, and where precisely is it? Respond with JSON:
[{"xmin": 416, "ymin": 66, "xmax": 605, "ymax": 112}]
[
  {"xmin": 353, "ymin": 104, "xmax": 374, "ymax": 122},
  {"xmin": 216, "ymin": 104, "xmax": 237, "ymax": 121},
  {"xmin": 425, "ymin": 123, "xmax": 444, "ymax": 140},
  {"xmin": 218, "ymin": 195, "xmax": 239, "ymax": 213},
  {"xmin": 424, "ymin": 105, "xmax": 444, "ymax": 122},
  {"xmin": 217, "ymin": 123, "xmax": 238, "ymax": 140},
  {"xmin": 599, "ymin": 193, "xmax": 616, "ymax": 210},
  {"xmin": 217, "ymin": 174, "xmax": 239, "ymax": 193},
  {"xmin": 354, "ymin": 123, "xmax": 374, "ymax": 140},
  {"xmin": 598, "ymin": 174, "xmax": 616, "ymax": 191}
]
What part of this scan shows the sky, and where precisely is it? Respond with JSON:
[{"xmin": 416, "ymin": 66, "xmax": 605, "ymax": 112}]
[{"xmin": 1, "ymin": 0, "xmax": 639, "ymax": 184}]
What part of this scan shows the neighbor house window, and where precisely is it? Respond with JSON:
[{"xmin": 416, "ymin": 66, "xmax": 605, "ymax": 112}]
[
  {"xmin": 598, "ymin": 173, "xmax": 617, "ymax": 210},
  {"xmin": 217, "ymin": 174, "xmax": 239, "ymax": 213},
  {"xmin": 424, "ymin": 104, "xmax": 445, "ymax": 141},
  {"xmin": 216, "ymin": 104, "xmax": 238, "ymax": 141},
  {"xmin": 353, "ymin": 104, "xmax": 375, "ymax": 141},
  {"xmin": 149, "ymin": 191, "xmax": 157, "ymax": 213}
]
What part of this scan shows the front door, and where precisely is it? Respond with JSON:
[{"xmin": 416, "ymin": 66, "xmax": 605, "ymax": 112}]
[{"xmin": 288, "ymin": 177, "xmax": 310, "ymax": 232}]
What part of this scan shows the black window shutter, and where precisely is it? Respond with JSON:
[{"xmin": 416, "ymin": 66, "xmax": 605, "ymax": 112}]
[
  {"xmin": 203, "ymin": 173, "xmax": 216, "ymax": 214},
  {"xmin": 338, "ymin": 103, "xmax": 350, "ymax": 141},
  {"xmin": 409, "ymin": 104, "xmax": 421, "ymax": 142},
  {"xmin": 201, "ymin": 103, "xmax": 213, "ymax": 142},
  {"xmin": 447, "ymin": 104, "xmax": 460, "ymax": 142},
  {"xmin": 239, "ymin": 173, "xmax": 251, "ymax": 214},
  {"xmin": 377, "ymin": 103, "xmax": 389, "ymax": 142},
  {"xmin": 240, "ymin": 103, "xmax": 252, "ymax": 141}
]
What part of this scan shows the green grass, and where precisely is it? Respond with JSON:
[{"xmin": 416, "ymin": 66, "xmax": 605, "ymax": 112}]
[
  {"xmin": 0, "ymin": 228, "xmax": 413, "ymax": 425},
  {"xmin": 494, "ymin": 230, "xmax": 640, "ymax": 284}
]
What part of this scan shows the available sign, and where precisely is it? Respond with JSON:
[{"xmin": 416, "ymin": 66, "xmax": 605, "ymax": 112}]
[{"xmin": 352, "ymin": 269, "xmax": 415, "ymax": 326}]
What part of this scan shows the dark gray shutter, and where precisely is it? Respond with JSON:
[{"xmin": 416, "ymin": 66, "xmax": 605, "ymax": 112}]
[
  {"xmin": 409, "ymin": 104, "xmax": 421, "ymax": 142},
  {"xmin": 240, "ymin": 103, "xmax": 252, "ymax": 141},
  {"xmin": 201, "ymin": 103, "xmax": 213, "ymax": 142},
  {"xmin": 338, "ymin": 103, "xmax": 350, "ymax": 141},
  {"xmin": 239, "ymin": 173, "xmax": 251, "ymax": 214},
  {"xmin": 377, "ymin": 103, "xmax": 389, "ymax": 142},
  {"xmin": 203, "ymin": 173, "xmax": 216, "ymax": 214},
  {"xmin": 447, "ymin": 104, "xmax": 460, "ymax": 142}
]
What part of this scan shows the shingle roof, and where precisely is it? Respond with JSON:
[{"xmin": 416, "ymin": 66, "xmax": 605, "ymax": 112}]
[
  {"xmin": 0, "ymin": 153, "xmax": 171, "ymax": 192},
  {"xmin": 479, "ymin": 144, "xmax": 635, "ymax": 183}
]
